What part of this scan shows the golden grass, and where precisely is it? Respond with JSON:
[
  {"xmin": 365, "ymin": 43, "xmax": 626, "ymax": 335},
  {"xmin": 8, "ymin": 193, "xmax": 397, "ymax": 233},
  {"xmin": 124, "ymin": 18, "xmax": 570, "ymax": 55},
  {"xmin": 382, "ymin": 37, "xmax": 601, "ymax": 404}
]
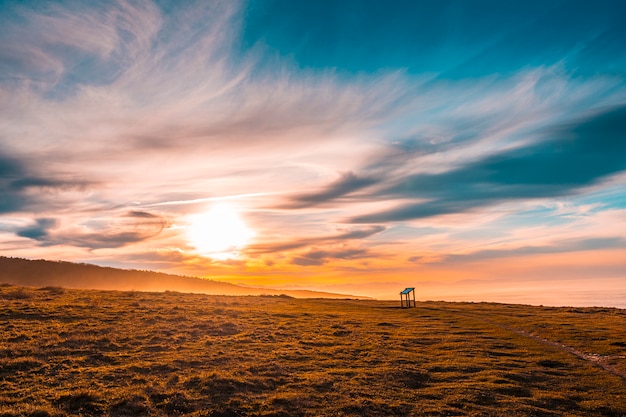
[{"xmin": 1, "ymin": 285, "xmax": 625, "ymax": 416}]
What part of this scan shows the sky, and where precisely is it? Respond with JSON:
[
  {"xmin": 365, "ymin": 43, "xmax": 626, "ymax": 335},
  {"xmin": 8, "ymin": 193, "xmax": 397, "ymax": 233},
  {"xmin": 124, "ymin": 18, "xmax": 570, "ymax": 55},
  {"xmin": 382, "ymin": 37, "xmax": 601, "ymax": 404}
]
[{"xmin": 1, "ymin": 0, "xmax": 626, "ymax": 305}]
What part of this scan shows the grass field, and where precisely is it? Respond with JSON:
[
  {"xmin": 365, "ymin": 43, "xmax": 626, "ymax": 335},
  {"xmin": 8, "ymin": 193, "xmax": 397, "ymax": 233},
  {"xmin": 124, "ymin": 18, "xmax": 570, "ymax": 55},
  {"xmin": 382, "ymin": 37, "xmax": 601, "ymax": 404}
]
[{"xmin": 1, "ymin": 284, "xmax": 625, "ymax": 416}]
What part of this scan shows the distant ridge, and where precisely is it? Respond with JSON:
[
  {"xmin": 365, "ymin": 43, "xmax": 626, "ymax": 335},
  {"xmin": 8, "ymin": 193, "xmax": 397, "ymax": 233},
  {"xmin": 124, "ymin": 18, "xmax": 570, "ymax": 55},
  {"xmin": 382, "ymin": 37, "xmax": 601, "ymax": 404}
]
[{"xmin": 0, "ymin": 257, "xmax": 368, "ymax": 299}]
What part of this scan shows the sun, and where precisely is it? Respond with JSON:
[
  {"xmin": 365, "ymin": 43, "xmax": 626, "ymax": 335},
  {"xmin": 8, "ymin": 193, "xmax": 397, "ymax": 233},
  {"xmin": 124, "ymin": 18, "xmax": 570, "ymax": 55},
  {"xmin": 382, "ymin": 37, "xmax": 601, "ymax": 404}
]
[{"xmin": 187, "ymin": 203, "xmax": 255, "ymax": 258}]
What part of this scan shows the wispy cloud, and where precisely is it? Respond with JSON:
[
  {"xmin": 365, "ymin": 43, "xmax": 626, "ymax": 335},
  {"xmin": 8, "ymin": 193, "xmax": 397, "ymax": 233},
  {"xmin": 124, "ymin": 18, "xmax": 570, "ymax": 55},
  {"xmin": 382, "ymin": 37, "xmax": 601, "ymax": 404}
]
[
  {"xmin": 246, "ymin": 226, "xmax": 385, "ymax": 255},
  {"xmin": 291, "ymin": 248, "xmax": 371, "ymax": 267},
  {"xmin": 350, "ymin": 105, "xmax": 626, "ymax": 222},
  {"xmin": 145, "ymin": 192, "xmax": 287, "ymax": 207},
  {"xmin": 16, "ymin": 218, "xmax": 58, "ymax": 240},
  {"xmin": 283, "ymin": 172, "xmax": 380, "ymax": 208},
  {"xmin": 434, "ymin": 237, "xmax": 626, "ymax": 264},
  {"xmin": 9, "ymin": 209, "xmax": 169, "ymax": 250},
  {"xmin": 1, "ymin": 0, "xmax": 626, "ymax": 301}
]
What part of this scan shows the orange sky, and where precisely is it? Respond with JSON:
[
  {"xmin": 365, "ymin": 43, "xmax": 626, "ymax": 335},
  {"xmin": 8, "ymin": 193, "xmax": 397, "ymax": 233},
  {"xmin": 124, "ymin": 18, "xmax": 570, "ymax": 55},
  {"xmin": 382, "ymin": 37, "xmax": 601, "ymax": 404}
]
[{"xmin": 1, "ymin": 1, "xmax": 626, "ymax": 306}]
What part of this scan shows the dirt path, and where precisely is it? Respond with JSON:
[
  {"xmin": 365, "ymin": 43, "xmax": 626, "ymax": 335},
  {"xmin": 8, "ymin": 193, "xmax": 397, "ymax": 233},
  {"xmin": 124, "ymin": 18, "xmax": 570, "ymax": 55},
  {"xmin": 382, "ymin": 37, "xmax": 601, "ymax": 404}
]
[
  {"xmin": 444, "ymin": 307, "xmax": 626, "ymax": 381},
  {"xmin": 506, "ymin": 326, "xmax": 626, "ymax": 381}
]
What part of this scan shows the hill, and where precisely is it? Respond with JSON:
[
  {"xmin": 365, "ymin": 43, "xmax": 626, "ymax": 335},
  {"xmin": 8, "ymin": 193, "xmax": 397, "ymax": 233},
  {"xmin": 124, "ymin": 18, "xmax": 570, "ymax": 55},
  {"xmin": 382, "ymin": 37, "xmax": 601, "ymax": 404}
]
[{"xmin": 0, "ymin": 257, "xmax": 365, "ymax": 299}]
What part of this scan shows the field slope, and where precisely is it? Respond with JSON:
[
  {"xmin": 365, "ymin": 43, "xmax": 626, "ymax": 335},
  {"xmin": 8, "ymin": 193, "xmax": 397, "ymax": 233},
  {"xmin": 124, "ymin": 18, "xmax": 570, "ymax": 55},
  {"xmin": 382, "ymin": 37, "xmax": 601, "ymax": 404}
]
[{"xmin": 1, "ymin": 285, "xmax": 625, "ymax": 416}]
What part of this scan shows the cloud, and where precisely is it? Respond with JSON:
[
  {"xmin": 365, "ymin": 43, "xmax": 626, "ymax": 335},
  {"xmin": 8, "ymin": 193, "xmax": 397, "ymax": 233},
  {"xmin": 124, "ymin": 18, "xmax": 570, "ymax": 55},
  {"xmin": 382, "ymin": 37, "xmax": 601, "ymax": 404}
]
[
  {"xmin": 246, "ymin": 225, "xmax": 385, "ymax": 255},
  {"xmin": 351, "ymin": 105, "xmax": 626, "ymax": 223},
  {"xmin": 291, "ymin": 256, "xmax": 324, "ymax": 267},
  {"xmin": 0, "ymin": 153, "xmax": 22, "ymax": 177},
  {"xmin": 334, "ymin": 226, "xmax": 386, "ymax": 240},
  {"xmin": 439, "ymin": 237, "xmax": 626, "ymax": 264},
  {"xmin": 282, "ymin": 171, "xmax": 379, "ymax": 208},
  {"xmin": 0, "ymin": 0, "xmax": 162, "ymax": 92},
  {"xmin": 0, "ymin": 149, "xmax": 97, "ymax": 214},
  {"xmin": 9, "ymin": 176, "xmax": 92, "ymax": 191},
  {"xmin": 12, "ymin": 210, "xmax": 169, "ymax": 249},
  {"xmin": 16, "ymin": 218, "xmax": 58, "ymax": 240},
  {"xmin": 56, "ymin": 230, "xmax": 162, "ymax": 250},
  {"xmin": 291, "ymin": 248, "xmax": 370, "ymax": 267},
  {"xmin": 126, "ymin": 211, "xmax": 159, "ymax": 219},
  {"xmin": 0, "ymin": 0, "xmax": 417, "ymax": 196},
  {"xmin": 0, "ymin": 153, "xmax": 29, "ymax": 213},
  {"xmin": 63, "ymin": 211, "xmax": 169, "ymax": 249}
]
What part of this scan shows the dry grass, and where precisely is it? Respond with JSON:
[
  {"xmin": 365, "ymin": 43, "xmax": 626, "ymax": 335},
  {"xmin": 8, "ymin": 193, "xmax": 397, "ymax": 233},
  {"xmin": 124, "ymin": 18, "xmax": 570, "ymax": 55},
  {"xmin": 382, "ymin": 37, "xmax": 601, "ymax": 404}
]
[{"xmin": 1, "ymin": 285, "xmax": 625, "ymax": 416}]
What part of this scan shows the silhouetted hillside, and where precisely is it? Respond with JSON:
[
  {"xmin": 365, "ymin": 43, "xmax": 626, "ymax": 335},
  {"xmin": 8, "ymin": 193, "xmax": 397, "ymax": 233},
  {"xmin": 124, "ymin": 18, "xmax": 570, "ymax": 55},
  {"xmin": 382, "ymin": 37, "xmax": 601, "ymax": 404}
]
[{"xmin": 0, "ymin": 257, "xmax": 365, "ymax": 299}]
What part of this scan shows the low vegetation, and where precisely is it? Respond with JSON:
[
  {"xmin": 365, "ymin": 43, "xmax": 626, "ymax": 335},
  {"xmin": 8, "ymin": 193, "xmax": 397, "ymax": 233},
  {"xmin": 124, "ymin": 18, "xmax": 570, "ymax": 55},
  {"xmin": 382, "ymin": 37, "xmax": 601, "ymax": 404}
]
[{"xmin": 1, "ymin": 284, "xmax": 625, "ymax": 416}]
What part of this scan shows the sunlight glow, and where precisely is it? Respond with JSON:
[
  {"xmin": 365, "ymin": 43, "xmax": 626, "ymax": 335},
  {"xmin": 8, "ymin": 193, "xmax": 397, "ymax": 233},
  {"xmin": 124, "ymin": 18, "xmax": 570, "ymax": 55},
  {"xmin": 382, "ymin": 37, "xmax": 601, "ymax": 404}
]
[{"xmin": 187, "ymin": 204, "xmax": 255, "ymax": 259}]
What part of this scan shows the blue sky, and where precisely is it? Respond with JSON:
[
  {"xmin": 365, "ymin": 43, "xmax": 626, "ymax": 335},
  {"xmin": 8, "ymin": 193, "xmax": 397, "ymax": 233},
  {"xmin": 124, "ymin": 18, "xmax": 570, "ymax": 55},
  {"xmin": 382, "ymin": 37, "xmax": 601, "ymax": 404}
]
[
  {"xmin": 1, "ymin": 0, "xmax": 625, "ymax": 303},
  {"xmin": 242, "ymin": 0, "xmax": 626, "ymax": 76}
]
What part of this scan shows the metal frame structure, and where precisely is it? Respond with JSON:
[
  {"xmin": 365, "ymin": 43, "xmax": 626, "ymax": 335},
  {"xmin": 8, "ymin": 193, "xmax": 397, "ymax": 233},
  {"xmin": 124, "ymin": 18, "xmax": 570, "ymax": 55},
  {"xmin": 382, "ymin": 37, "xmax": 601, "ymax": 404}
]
[{"xmin": 400, "ymin": 287, "xmax": 416, "ymax": 308}]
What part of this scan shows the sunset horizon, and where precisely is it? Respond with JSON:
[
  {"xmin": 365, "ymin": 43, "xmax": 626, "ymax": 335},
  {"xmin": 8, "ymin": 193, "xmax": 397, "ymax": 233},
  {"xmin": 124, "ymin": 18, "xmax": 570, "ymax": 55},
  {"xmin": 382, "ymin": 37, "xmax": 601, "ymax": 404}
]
[{"xmin": 1, "ymin": 0, "xmax": 626, "ymax": 307}]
